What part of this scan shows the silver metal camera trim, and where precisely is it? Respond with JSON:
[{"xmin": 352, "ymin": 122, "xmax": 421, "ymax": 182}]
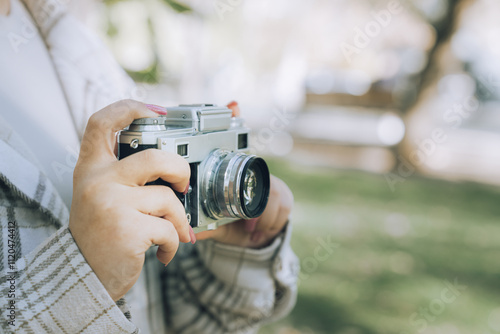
[
  {"xmin": 199, "ymin": 150, "xmax": 256, "ymax": 221},
  {"xmin": 118, "ymin": 104, "xmax": 261, "ymax": 231},
  {"xmin": 222, "ymin": 153, "xmax": 254, "ymax": 219}
]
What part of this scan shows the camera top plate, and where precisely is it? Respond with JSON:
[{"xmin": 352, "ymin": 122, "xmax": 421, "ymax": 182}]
[{"xmin": 165, "ymin": 104, "xmax": 233, "ymax": 132}]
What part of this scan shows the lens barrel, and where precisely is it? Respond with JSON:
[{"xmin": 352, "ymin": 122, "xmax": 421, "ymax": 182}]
[{"xmin": 201, "ymin": 150, "xmax": 270, "ymax": 220}]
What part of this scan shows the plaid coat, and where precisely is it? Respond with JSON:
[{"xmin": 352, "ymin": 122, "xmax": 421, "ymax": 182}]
[{"xmin": 0, "ymin": 0, "xmax": 299, "ymax": 333}]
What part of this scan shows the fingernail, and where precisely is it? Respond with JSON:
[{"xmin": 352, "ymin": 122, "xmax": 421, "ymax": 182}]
[
  {"xmin": 183, "ymin": 182, "xmax": 190, "ymax": 196},
  {"xmin": 189, "ymin": 225, "xmax": 197, "ymax": 245},
  {"xmin": 245, "ymin": 218, "xmax": 259, "ymax": 232},
  {"xmin": 250, "ymin": 231, "xmax": 263, "ymax": 243},
  {"xmin": 145, "ymin": 104, "xmax": 167, "ymax": 115},
  {"xmin": 227, "ymin": 101, "xmax": 240, "ymax": 117}
]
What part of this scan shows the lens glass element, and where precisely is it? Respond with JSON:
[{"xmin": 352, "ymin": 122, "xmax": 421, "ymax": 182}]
[
  {"xmin": 200, "ymin": 150, "xmax": 270, "ymax": 220},
  {"xmin": 239, "ymin": 157, "xmax": 269, "ymax": 218},
  {"xmin": 243, "ymin": 169, "xmax": 257, "ymax": 206}
]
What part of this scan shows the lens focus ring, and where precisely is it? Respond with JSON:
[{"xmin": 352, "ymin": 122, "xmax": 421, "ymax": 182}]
[{"xmin": 201, "ymin": 149, "xmax": 270, "ymax": 220}]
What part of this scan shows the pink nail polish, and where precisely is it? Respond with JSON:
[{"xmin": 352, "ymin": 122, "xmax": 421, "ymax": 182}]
[
  {"xmin": 183, "ymin": 182, "xmax": 190, "ymax": 196},
  {"xmin": 145, "ymin": 104, "xmax": 167, "ymax": 115},
  {"xmin": 245, "ymin": 218, "xmax": 259, "ymax": 232},
  {"xmin": 189, "ymin": 225, "xmax": 197, "ymax": 244},
  {"xmin": 227, "ymin": 101, "xmax": 240, "ymax": 117}
]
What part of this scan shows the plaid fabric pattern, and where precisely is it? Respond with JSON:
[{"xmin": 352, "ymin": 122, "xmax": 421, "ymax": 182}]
[
  {"xmin": 0, "ymin": 139, "xmax": 138, "ymax": 333},
  {"xmin": 0, "ymin": 0, "xmax": 299, "ymax": 333},
  {"xmin": 164, "ymin": 230, "xmax": 298, "ymax": 334}
]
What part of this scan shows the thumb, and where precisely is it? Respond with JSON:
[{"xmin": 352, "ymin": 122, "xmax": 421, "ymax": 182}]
[{"xmin": 79, "ymin": 100, "xmax": 159, "ymax": 165}]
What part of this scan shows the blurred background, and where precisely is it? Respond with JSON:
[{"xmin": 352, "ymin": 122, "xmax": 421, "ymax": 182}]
[{"xmin": 72, "ymin": 0, "xmax": 500, "ymax": 333}]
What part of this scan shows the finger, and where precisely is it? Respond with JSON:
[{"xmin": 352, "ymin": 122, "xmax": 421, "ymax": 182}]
[
  {"xmin": 273, "ymin": 176, "xmax": 294, "ymax": 227},
  {"xmin": 141, "ymin": 215, "xmax": 180, "ymax": 266},
  {"xmin": 273, "ymin": 204, "xmax": 291, "ymax": 232},
  {"xmin": 273, "ymin": 176, "xmax": 294, "ymax": 207},
  {"xmin": 258, "ymin": 177, "xmax": 293, "ymax": 233},
  {"xmin": 114, "ymin": 149, "xmax": 190, "ymax": 193},
  {"xmin": 79, "ymin": 100, "xmax": 159, "ymax": 165},
  {"xmin": 255, "ymin": 179, "xmax": 282, "ymax": 232},
  {"xmin": 195, "ymin": 224, "xmax": 230, "ymax": 241},
  {"xmin": 145, "ymin": 104, "xmax": 168, "ymax": 115},
  {"xmin": 194, "ymin": 229, "xmax": 216, "ymax": 241},
  {"xmin": 227, "ymin": 101, "xmax": 240, "ymax": 117},
  {"xmin": 132, "ymin": 185, "xmax": 190, "ymax": 243}
]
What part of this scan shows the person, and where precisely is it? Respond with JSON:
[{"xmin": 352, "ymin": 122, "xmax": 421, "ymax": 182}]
[{"xmin": 0, "ymin": 0, "xmax": 299, "ymax": 333}]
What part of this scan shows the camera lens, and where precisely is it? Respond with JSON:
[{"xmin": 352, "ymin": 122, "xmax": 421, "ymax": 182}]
[
  {"xmin": 201, "ymin": 150, "xmax": 270, "ymax": 220},
  {"xmin": 239, "ymin": 157, "xmax": 269, "ymax": 218}
]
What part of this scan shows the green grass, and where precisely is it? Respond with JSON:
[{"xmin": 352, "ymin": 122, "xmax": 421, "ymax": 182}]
[{"xmin": 259, "ymin": 158, "xmax": 500, "ymax": 334}]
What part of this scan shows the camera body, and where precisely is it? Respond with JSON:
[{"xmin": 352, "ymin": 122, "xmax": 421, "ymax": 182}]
[{"xmin": 118, "ymin": 104, "xmax": 270, "ymax": 231}]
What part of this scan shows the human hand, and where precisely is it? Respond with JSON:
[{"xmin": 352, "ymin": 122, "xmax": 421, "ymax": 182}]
[
  {"xmin": 196, "ymin": 175, "xmax": 293, "ymax": 248},
  {"xmin": 69, "ymin": 100, "xmax": 192, "ymax": 301},
  {"xmin": 0, "ymin": 0, "xmax": 10, "ymax": 16},
  {"xmin": 196, "ymin": 101, "xmax": 294, "ymax": 248}
]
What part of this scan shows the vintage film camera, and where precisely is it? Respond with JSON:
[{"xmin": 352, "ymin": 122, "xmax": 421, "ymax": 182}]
[{"xmin": 118, "ymin": 104, "xmax": 270, "ymax": 231}]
